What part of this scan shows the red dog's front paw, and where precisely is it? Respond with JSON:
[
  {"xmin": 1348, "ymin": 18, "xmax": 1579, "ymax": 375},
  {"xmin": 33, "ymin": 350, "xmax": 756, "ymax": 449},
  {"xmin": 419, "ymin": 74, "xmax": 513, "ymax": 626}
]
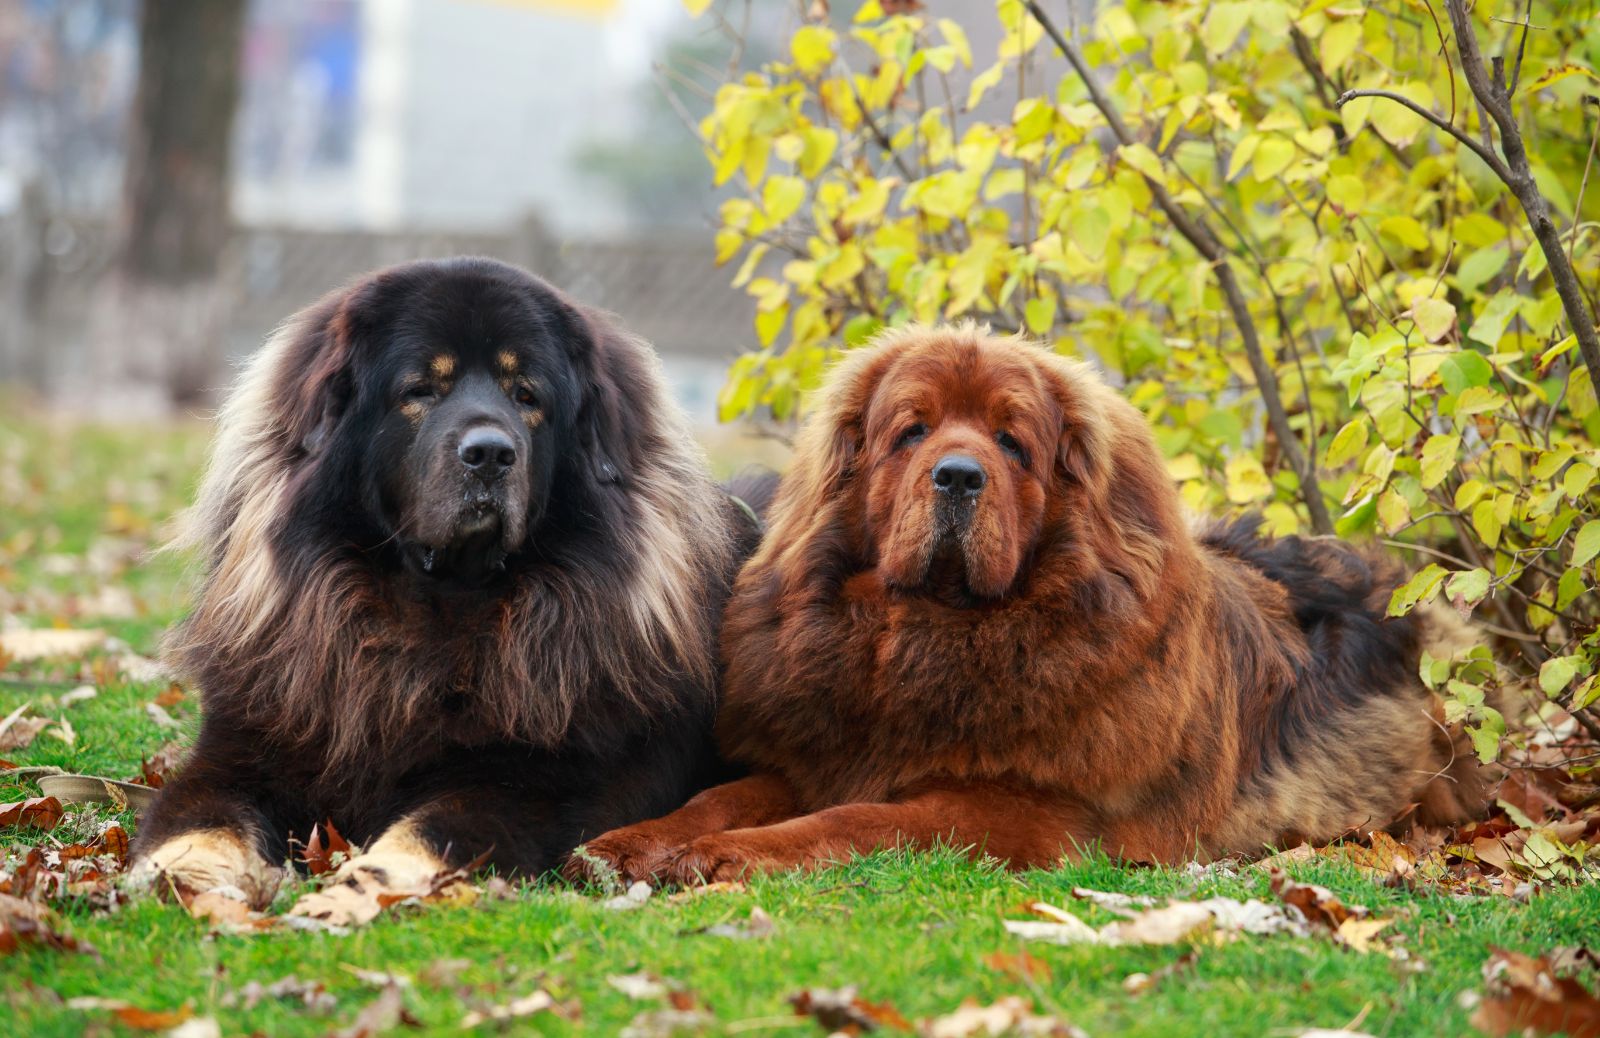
[
  {"xmin": 656, "ymin": 834, "xmax": 783, "ymax": 887},
  {"xmin": 563, "ymin": 828, "xmax": 683, "ymax": 887}
]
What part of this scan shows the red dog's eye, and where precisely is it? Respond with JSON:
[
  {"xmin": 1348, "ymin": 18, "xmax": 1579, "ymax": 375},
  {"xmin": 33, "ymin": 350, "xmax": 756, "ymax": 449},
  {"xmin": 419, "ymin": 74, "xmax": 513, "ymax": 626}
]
[
  {"xmin": 996, "ymin": 431, "xmax": 1025, "ymax": 461},
  {"xmin": 894, "ymin": 423, "xmax": 928, "ymax": 450}
]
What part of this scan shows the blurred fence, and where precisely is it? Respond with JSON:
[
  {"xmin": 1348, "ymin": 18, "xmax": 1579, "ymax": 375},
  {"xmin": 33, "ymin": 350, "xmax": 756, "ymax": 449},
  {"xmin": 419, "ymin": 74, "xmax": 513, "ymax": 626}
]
[{"xmin": 0, "ymin": 199, "xmax": 756, "ymax": 402}]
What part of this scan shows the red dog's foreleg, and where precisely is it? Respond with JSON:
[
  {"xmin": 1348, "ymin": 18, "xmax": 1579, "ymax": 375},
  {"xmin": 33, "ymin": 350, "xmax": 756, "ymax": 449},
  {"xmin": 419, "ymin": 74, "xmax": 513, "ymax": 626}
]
[
  {"xmin": 656, "ymin": 786, "xmax": 1093, "ymax": 885},
  {"xmin": 564, "ymin": 773, "xmax": 802, "ymax": 885}
]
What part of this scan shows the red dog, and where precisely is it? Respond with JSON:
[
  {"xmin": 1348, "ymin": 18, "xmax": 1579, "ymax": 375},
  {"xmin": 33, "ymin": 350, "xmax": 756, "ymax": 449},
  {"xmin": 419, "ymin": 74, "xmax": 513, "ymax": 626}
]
[{"xmin": 569, "ymin": 325, "xmax": 1491, "ymax": 884}]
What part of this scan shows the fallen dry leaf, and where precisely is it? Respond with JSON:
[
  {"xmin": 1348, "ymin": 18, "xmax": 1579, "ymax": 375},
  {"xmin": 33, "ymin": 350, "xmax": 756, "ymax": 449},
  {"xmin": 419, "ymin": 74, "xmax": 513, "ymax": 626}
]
[
  {"xmin": 0, "ymin": 628, "xmax": 105, "ymax": 662},
  {"xmin": 790, "ymin": 986, "xmax": 911, "ymax": 1033},
  {"xmin": 330, "ymin": 984, "xmax": 419, "ymax": 1038},
  {"xmin": 983, "ymin": 949, "xmax": 1052, "ymax": 982},
  {"xmin": 620, "ymin": 1008, "xmax": 718, "ymax": 1037},
  {"xmin": 0, "ymin": 702, "xmax": 50, "ymax": 752},
  {"xmin": 919, "ymin": 997, "xmax": 1086, "ymax": 1038},
  {"xmin": 223, "ymin": 975, "xmax": 337, "ymax": 1014},
  {"xmin": 610, "ymin": 973, "xmax": 672, "ymax": 1000},
  {"xmin": 1122, "ymin": 950, "xmax": 1197, "ymax": 995},
  {"xmin": 692, "ymin": 905, "xmax": 776, "ymax": 939},
  {"xmin": 144, "ymin": 702, "xmax": 180, "ymax": 729},
  {"xmin": 1472, "ymin": 946, "xmax": 1600, "ymax": 1038},
  {"xmin": 0, "ymin": 893, "xmax": 95, "ymax": 957},
  {"xmin": 59, "ymin": 685, "xmax": 96, "ymax": 707},
  {"xmin": 0, "ymin": 796, "xmax": 63, "ymax": 831},
  {"xmin": 460, "ymin": 990, "xmax": 562, "ymax": 1028},
  {"xmin": 1006, "ymin": 895, "xmax": 1306, "ymax": 947},
  {"xmin": 299, "ymin": 820, "xmax": 354, "ymax": 876}
]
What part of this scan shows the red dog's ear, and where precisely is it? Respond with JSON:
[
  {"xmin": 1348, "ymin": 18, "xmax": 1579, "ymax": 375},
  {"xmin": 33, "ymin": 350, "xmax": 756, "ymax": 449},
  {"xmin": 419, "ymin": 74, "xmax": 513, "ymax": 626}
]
[
  {"xmin": 1042, "ymin": 358, "xmax": 1112, "ymax": 493},
  {"xmin": 751, "ymin": 341, "xmax": 898, "ymax": 580}
]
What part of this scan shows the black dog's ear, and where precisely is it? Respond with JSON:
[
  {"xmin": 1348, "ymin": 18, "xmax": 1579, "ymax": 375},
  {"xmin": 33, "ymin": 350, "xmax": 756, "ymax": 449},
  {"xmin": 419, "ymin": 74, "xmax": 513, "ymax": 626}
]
[
  {"xmin": 279, "ymin": 283, "xmax": 371, "ymax": 459},
  {"xmin": 300, "ymin": 367, "xmax": 352, "ymax": 455},
  {"xmin": 567, "ymin": 306, "xmax": 641, "ymax": 489}
]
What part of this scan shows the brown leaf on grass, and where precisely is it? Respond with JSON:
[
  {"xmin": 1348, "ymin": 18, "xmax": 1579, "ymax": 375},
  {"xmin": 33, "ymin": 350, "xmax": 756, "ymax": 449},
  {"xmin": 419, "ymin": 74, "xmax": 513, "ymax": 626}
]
[
  {"xmin": 110, "ymin": 1003, "xmax": 193, "ymax": 1030},
  {"xmin": 299, "ymin": 820, "xmax": 353, "ymax": 876},
  {"xmin": 131, "ymin": 740, "xmax": 185, "ymax": 788},
  {"xmin": 154, "ymin": 683, "xmax": 186, "ymax": 708},
  {"xmin": 223, "ymin": 975, "xmax": 337, "ymax": 1014},
  {"xmin": 790, "ymin": 986, "xmax": 912, "ymax": 1033},
  {"xmin": 620, "ymin": 1008, "xmax": 718, "ymax": 1037},
  {"xmin": 185, "ymin": 890, "xmax": 264, "ymax": 929},
  {"xmin": 0, "ymin": 702, "xmax": 50, "ymax": 752},
  {"xmin": 459, "ymin": 990, "xmax": 572, "ymax": 1028},
  {"xmin": 1269, "ymin": 868, "xmax": 1357, "ymax": 928},
  {"xmin": 57, "ymin": 823, "xmax": 130, "ymax": 866},
  {"xmin": 418, "ymin": 958, "xmax": 472, "ymax": 989},
  {"xmin": 691, "ymin": 905, "xmax": 776, "ymax": 940},
  {"xmin": 0, "ymin": 796, "xmax": 63, "ymax": 831},
  {"xmin": 664, "ymin": 879, "xmax": 747, "ymax": 902},
  {"xmin": 331, "ymin": 984, "xmax": 421, "ymax": 1038},
  {"xmin": 983, "ymin": 949, "xmax": 1052, "ymax": 982},
  {"xmin": 1472, "ymin": 946, "xmax": 1600, "ymax": 1038},
  {"xmin": 1006, "ymin": 895, "xmax": 1304, "ymax": 947},
  {"xmin": 0, "ymin": 893, "xmax": 94, "ymax": 957},
  {"xmin": 1121, "ymin": 950, "xmax": 1198, "ymax": 995},
  {"xmin": 144, "ymin": 702, "xmax": 180, "ymax": 729},
  {"xmin": 919, "ymin": 997, "xmax": 1086, "ymax": 1038}
]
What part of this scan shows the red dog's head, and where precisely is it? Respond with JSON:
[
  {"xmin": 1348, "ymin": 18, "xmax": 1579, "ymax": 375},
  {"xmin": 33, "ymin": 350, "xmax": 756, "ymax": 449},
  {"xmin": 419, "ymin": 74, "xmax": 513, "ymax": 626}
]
[{"xmin": 752, "ymin": 326, "xmax": 1180, "ymax": 604}]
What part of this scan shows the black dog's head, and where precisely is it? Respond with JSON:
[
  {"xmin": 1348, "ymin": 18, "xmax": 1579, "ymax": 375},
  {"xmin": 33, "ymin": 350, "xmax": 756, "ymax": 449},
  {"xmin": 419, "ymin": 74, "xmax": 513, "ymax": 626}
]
[{"xmin": 278, "ymin": 258, "xmax": 624, "ymax": 585}]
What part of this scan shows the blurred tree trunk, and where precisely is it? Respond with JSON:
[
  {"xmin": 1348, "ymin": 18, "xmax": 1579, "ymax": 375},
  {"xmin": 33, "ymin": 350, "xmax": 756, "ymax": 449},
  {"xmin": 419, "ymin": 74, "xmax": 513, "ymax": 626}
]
[{"xmin": 88, "ymin": 0, "xmax": 247, "ymax": 415}]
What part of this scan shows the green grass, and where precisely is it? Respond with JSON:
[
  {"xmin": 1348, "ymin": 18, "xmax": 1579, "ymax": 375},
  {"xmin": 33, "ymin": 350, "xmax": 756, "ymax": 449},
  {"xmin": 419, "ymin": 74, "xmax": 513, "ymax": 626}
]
[{"xmin": 3, "ymin": 403, "xmax": 1599, "ymax": 1037}]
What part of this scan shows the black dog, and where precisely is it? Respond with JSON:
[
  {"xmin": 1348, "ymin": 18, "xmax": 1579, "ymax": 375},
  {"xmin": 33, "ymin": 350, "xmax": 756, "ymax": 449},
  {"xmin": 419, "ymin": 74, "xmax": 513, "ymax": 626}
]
[{"xmin": 129, "ymin": 257, "xmax": 762, "ymax": 922}]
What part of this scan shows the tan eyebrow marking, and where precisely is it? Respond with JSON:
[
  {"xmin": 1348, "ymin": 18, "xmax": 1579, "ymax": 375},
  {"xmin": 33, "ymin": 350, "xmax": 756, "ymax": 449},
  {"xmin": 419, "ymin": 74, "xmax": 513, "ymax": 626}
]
[
  {"xmin": 524, "ymin": 410, "xmax": 544, "ymax": 430},
  {"xmin": 430, "ymin": 355, "xmax": 455, "ymax": 378},
  {"xmin": 497, "ymin": 350, "xmax": 518, "ymax": 373}
]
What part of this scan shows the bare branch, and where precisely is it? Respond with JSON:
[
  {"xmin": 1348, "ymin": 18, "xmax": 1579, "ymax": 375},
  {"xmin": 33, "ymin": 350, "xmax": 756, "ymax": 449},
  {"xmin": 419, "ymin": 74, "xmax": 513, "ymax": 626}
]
[
  {"xmin": 1442, "ymin": 0, "xmax": 1600, "ymax": 393},
  {"xmin": 1023, "ymin": 0, "xmax": 1335, "ymax": 533},
  {"xmin": 1334, "ymin": 88, "xmax": 1511, "ymax": 180}
]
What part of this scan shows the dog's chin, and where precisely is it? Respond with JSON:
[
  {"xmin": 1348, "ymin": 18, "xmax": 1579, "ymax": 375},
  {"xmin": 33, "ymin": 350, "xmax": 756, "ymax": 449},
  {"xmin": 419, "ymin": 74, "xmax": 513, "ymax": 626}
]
[
  {"xmin": 880, "ymin": 500, "xmax": 1025, "ymax": 604},
  {"xmin": 404, "ymin": 502, "xmax": 526, "ymax": 584}
]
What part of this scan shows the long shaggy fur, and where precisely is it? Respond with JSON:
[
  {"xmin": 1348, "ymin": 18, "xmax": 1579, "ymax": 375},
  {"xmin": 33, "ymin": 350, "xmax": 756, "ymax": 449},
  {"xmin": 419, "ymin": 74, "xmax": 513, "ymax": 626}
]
[
  {"xmin": 572, "ymin": 325, "xmax": 1496, "ymax": 884},
  {"xmin": 134, "ymin": 258, "xmax": 752, "ymax": 894}
]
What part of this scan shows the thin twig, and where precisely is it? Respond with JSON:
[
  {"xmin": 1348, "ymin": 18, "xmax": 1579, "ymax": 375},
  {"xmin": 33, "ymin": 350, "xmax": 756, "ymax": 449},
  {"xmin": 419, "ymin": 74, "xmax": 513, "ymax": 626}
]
[
  {"xmin": 1024, "ymin": 0, "xmax": 1334, "ymax": 534},
  {"xmin": 1335, "ymin": 88, "xmax": 1511, "ymax": 180}
]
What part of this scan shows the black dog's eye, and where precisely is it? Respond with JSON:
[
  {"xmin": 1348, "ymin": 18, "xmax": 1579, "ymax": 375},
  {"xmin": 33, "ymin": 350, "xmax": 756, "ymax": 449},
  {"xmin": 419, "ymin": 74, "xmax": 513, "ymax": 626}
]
[
  {"xmin": 894, "ymin": 423, "xmax": 928, "ymax": 451},
  {"xmin": 402, "ymin": 384, "xmax": 436, "ymax": 403},
  {"xmin": 514, "ymin": 384, "xmax": 538, "ymax": 408},
  {"xmin": 996, "ymin": 431, "xmax": 1025, "ymax": 461}
]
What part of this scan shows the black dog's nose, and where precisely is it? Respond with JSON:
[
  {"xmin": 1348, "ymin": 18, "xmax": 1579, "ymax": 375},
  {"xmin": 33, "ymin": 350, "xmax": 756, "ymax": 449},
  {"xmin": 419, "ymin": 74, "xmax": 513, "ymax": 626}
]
[
  {"xmin": 932, "ymin": 454, "xmax": 986, "ymax": 498},
  {"xmin": 458, "ymin": 427, "xmax": 516, "ymax": 479}
]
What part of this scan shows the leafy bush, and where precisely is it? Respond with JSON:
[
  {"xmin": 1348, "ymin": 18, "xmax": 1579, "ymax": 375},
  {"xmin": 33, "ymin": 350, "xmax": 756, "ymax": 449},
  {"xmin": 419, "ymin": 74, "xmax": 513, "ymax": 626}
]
[{"xmin": 677, "ymin": 0, "xmax": 1600, "ymax": 758}]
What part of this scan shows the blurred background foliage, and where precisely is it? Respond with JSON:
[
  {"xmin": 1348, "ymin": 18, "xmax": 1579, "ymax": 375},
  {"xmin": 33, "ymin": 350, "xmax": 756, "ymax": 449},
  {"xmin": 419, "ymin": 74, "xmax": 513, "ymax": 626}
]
[{"xmin": 687, "ymin": 0, "xmax": 1600, "ymax": 761}]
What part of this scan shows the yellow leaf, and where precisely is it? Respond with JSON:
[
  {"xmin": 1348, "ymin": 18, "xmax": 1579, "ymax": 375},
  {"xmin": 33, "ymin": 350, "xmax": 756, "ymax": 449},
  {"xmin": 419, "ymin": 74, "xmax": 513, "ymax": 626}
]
[
  {"xmin": 1410, "ymin": 297, "xmax": 1457, "ymax": 343},
  {"xmin": 1370, "ymin": 81, "xmax": 1435, "ymax": 146},
  {"xmin": 1225, "ymin": 454, "xmax": 1273, "ymax": 504},
  {"xmin": 762, "ymin": 175, "xmax": 806, "ymax": 224},
  {"xmin": 1320, "ymin": 18, "xmax": 1362, "ymax": 70},
  {"xmin": 1118, "ymin": 143, "xmax": 1167, "ymax": 187},
  {"xmin": 939, "ymin": 19, "xmax": 972, "ymax": 68},
  {"xmin": 1227, "ymin": 135, "xmax": 1261, "ymax": 181},
  {"xmin": 1202, "ymin": 2, "xmax": 1253, "ymax": 55},
  {"xmin": 790, "ymin": 26, "xmax": 837, "ymax": 76},
  {"xmin": 1251, "ymin": 135, "xmax": 1296, "ymax": 181},
  {"xmin": 1325, "ymin": 174, "xmax": 1366, "ymax": 213},
  {"xmin": 682, "ymin": 0, "xmax": 712, "ymax": 15}
]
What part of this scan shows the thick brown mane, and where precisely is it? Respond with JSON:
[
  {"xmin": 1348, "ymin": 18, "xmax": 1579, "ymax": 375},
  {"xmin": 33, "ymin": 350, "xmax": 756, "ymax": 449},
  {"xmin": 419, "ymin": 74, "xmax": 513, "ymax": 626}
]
[
  {"xmin": 164, "ymin": 270, "xmax": 734, "ymax": 785},
  {"xmin": 707, "ymin": 324, "xmax": 1486, "ymax": 860}
]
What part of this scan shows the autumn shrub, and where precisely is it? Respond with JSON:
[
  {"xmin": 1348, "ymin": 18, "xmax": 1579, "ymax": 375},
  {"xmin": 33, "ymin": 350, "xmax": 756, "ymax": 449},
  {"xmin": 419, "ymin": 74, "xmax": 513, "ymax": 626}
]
[{"xmin": 674, "ymin": 0, "xmax": 1600, "ymax": 762}]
